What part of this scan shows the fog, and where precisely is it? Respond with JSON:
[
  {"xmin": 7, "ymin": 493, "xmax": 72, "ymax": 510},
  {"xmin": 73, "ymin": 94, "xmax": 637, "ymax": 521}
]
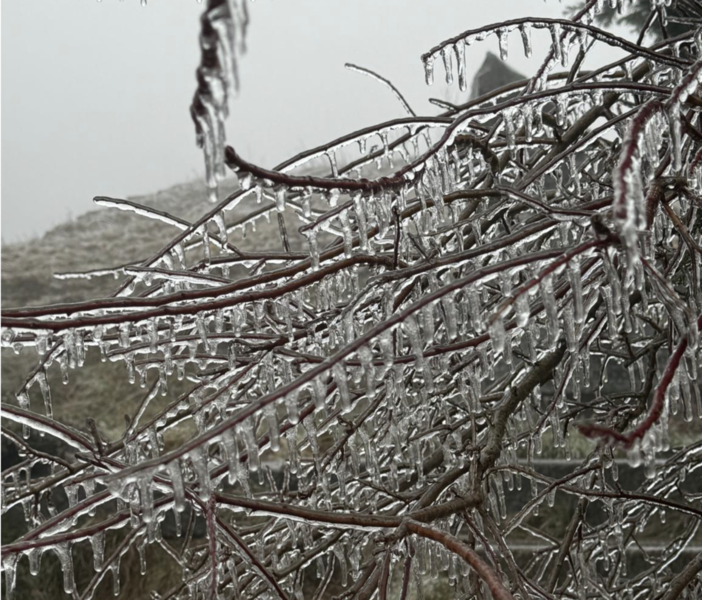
[{"xmin": 2, "ymin": 1, "xmax": 629, "ymax": 243}]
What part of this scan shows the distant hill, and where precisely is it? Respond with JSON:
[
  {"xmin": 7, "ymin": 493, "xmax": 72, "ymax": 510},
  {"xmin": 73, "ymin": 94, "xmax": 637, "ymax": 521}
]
[{"xmin": 1, "ymin": 178, "xmax": 281, "ymax": 308}]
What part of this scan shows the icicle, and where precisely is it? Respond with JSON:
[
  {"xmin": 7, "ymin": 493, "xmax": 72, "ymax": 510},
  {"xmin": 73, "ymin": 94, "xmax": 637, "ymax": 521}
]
[
  {"xmin": 539, "ymin": 274, "xmax": 560, "ymax": 345},
  {"xmin": 2, "ymin": 553, "xmax": 18, "ymax": 600},
  {"xmin": 404, "ymin": 314, "xmax": 434, "ymax": 391},
  {"xmin": 379, "ymin": 330, "xmax": 395, "ymax": 369},
  {"xmin": 344, "ymin": 311, "xmax": 355, "ymax": 344},
  {"xmin": 226, "ymin": 342, "xmax": 237, "ymax": 370},
  {"xmin": 189, "ymin": 447, "xmax": 211, "ymax": 498},
  {"xmin": 238, "ymin": 419, "xmax": 260, "ymax": 472},
  {"xmin": 502, "ymin": 107, "xmax": 516, "ymax": 150},
  {"xmin": 555, "ymin": 94, "xmax": 568, "ymax": 127},
  {"xmin": 283, "ymin": 388, "xmax": 300, "ymax": 424},
  {"xmin": 16, "ymin": 392, "xmax": 30, "ymax": 438},
  {"xmin": 626, "ymin": 439, "xmax": 642, "ymax": 468},
  {"xmin": 669, "ymin": 110, "xmax": 682, "ymax": 172},
  {"xmin": 568, "ymin": 256, "xmax": 584, "ymax": 324},
  {"xmin": 496, "ymin": 28, "xmax": 509, "ymax": 61},
  {"xmin": 494, "ymin": 473, "xmax": 507, "ymax": 520},
  {"xmin": 519, "ymin": 24, "xmax": 532, "ymax": 57},
  {"xmin": 404, "ymin": 314, "xmax": 424, "ymax": 358},
  {"xmin": 265, "ymin": 404, "xmax": 281, "ymax": 452},
  {"xmin": 516, "ymin": 291, "xmax": 530, "ymax": 328},
  {"xmin": 326, "ymin": 150, "xmax": 339, "ymax": 178},
  {"xmin": 64, "ymin": 329, "xmax": 77, "ymax": 369},
  {"xmin": 221, "ymin": 428, "xmax": 239, "ymax": 486},
  {"xmin": 358, "ymin": 345, "xmax": 376, "ymax": 400},
  {"xmin": 353, "ymin": 194, "xmax": 370, "ymax": 253},
  {"xmin": 214, "ymin": 309, "xmax": 225, "ymax": 334},
  {"xmin": 423, "ymin": 54, "xmax": 435, "ymax": 86},
  {"xmin": 601, "ymin": 286, "xmax": 618, "ymax": 340},
  {"xmin": 137, "ymin": 537, "xmax": 147, "ymax": 576},
  {"xmin": 274, "ymin": 186, "xmax": 286, "ymax": 212},
  {"xmin": 442, "ymin": 294, "xmax": 459, "ymax": 341},
  {"xmin": 467, "ymin": 287, "xmax": 483, "ymax": 333},
  {"xmin": 454, "ymin": 43, "xmax": 467, "ymax": 92},
  {"xmin": 489, "ymin": 316, "xmax": 506, "ymax": 357},
  {"xmin": 333, "ymin": 362, "xmax": 352, "ymax": 413},
  {"xmin": 294, "ymin": 192, "xmax": 308, "ymax": 222},
  {"xmin": 339, "ymin": 209, "xmax": 354, "ymax": 258},
  {"xmin": 174, "ymin": 242, "xmax": 186, "ymax": 267},
  {"xmin": 303, "ymin": 415, "xmax": 321, "ymax": 474},
  {"xmin": 213, "ymin": 211, "xmax": 227, "ymax": 243},
  {"xmin": 167, "ymin": 460, "xmax": 187, "ymax": 513},
  {"xmin": 306, "ymin": 229, "xmax": 320, "ymax": 270},
  {"xmin": 138, "ymin": 471, "xmax": 156, "ymax": 540},
  {"xmin": 201, "ymin": 228, "xmax": 212, "ymax": 265},
  {"xmin": 523, "ymin": 102, "xmax": 534, "ymax": 142},
  {"xmin": 422, "ymin": 304, "xmax": 435, "ymax": 346},
  {"xmin": 641, "ymin": 429, "xmax": 658, "ymax": 479},
  {"xmin": 441, "ymin": 47, "xmax": 454, "ymax": 85},
  {"xmin": 146, "ymin": 319, "xmax": 158, "ymax": 353},
  {"xmin": 119, "ymin": 322, "xmax": 130, "ymax": 348},
  {"xmin": 54, "ymin": 542, "xmax": 75, "ymax": 594},
  {"xmin": 27, "ymin": 549, "xmax": 41, "ymax": 577},
  {"xmin": 110, "ymin": 561, "xmax": 120, "ymax": 596},
  {"xmin": 312, "ymin": 375, "xmax": 327, "ymax": 411},
  {"xmin": 549, "ymin": 23, "xmax": 564, "ymax": 66},
  {"xmin": 563, "ymin": 306, "xmax": 577, "ymax": 354}
]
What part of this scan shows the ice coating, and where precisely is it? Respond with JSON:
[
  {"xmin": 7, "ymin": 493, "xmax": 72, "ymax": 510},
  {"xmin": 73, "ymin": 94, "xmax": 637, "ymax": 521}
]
[{"xmin": 2, "ymin": 3, "xmax": 701, "ymax": 599}]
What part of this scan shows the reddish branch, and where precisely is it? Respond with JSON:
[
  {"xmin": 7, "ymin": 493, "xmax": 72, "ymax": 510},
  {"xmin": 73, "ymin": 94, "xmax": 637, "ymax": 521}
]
[
  {"xmin": 612, "ymin": 99, "xmax": 665, "ymax": 229},
  {"xmin": 405, "ymin": 520, "xmax": 515, "ymax": 600},
  {"xmin": 577, "ymin": 313, "xmax": 702, "ymax": 447}
]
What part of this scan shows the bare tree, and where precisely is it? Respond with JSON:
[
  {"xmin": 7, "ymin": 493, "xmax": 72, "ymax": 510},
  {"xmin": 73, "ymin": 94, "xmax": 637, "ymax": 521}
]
[{"xmin": 2, "ymin": 1, "xmax": 702, "ymax": 599}]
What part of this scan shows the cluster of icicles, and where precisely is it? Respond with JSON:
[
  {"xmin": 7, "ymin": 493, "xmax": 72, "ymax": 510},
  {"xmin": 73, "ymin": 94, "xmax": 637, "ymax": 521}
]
[
  {"xmin": 2, "ymin": 1, "xmax": 702, "ymax": 599},
  {"xmin": 191, "ymin": 0, "xmax": 249, "ymax": 203}
]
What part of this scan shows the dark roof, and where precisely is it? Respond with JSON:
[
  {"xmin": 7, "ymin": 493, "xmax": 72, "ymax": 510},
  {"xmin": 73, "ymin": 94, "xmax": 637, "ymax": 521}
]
[{"xmin": 470, "ymin": 51, "xmax": 526, "ymax": 99}]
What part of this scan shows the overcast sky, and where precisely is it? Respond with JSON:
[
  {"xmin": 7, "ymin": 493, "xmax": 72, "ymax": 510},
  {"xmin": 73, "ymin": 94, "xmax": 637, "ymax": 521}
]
[{"xmin": 2, "ymin": 1, "xmax": 630, "ymax": 243}]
